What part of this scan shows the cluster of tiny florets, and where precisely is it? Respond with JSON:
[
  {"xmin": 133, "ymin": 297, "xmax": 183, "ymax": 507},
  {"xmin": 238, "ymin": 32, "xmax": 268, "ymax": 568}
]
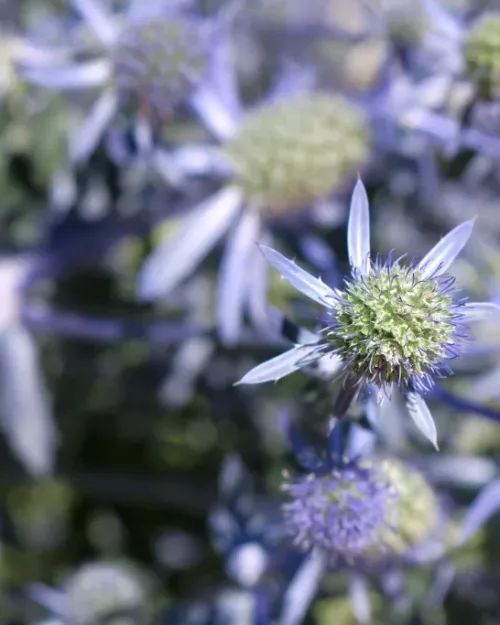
[
  {"xmin": 465, "ymin": 13, "xmax": 500, "ymax": 97},
  {"xmin": 66, "ymin": 562, "xmax": 146, "ymax": 625},
  {"xmin": 282, "ymin": 457, "xmax": 439, "ymax": 566},
  {"xmin": 224, "ymin": 94, "xmax": 370, "ymax": 216},
  {"xmin": 112, "ymin": 17, "xmax": 208, "ymax": 116},
  {"xmin": 325, "ymin": 258, "xmax": 467, "ymax": 393}
]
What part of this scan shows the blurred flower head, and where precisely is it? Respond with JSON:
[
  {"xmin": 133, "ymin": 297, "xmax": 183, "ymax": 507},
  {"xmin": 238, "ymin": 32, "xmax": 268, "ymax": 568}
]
[
  {"xmin": 18, "ymin": 0, "xmax": 222, "ymax": 163},
  {"xmin": 65, "ymin": 561, "xmax": 147, "ymax": 625},
  {"xmin": 111, "ymin": 15, "xmax": 209, "ymax": 117},
  {"xmin": 224, "ymin": 94, "xmax": 369, "ymax": 216},
  {"xmin": 465, "ymin": 11, "xmax": 500, "ymax": 98},
  {"xmin": 238, "ymin": 179, "xmax": 500, "ymax": 447},
  {"xmin": 282, "ymin": 455, "xmax": 440, "ymax": 567}
]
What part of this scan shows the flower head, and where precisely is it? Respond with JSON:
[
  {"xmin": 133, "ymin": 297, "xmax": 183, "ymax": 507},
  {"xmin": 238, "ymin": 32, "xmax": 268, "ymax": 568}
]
[
  {"xmin": 325, "ymin": 255, "xmax": 465, "ymax": 395},
  {"xmin": 282, "ymin": 456, "xmax": 439, "ymax": 566},
  {"xmin": 224, "ymin": 94, "xmax": 369, "ymax": 216},
  {"xmin": 18, "ymin": 1, "xmax": 219, "ymax": 163},
  {"xmin": 465, "ymin": 12, "xmax": 500, "ymax": 98},
  {"xmin": 112, "ymin": 16, "xmax": 209, "ymax": 116},
  {"xmin": 237, "ymin": 179, "xmax": 500, "ymax": 447},
  {"xmin": 65, "ymin": 561, "xmax": 146, "ymax": 625}
]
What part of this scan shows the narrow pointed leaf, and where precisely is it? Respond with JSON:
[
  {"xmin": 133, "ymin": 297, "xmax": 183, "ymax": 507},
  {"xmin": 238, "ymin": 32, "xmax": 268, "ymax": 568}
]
[
  {"xmin": 462, "ymin": 301, "xmax": 500, "ymax": 322},
  {"xmin": 347, "ymin": 178, "xmax": 371, "ymax": 275},
  {"xmin": 0, "ymin": 326, "xmax": 57, "ymax": 475},
  {"xmin": 169, "ymin": 144, "xmax": 232, "ymax": 177},
  {"xmin": 281, "ymin": 551, "xmax": 327, "ymax": 625},
  {"xmin": 190, "ymin": 86, "xmax": 239, "ymax": 141},
  {"xmin": 209, "ymin": 35, "xmax": 242, "ymax": 120},
  {"xmin": 14, "ymin": 41, "xmax": 74, "ymax": 69},
  {"xmin": 417, "ymin": 219, "xmax": 475, "ymax": 279},
  {"xmin": 70, "ymin": 0, "xmax": 117, "ymax": 46},
  {"xmin": 247, "ymin": 235, "xmax": 270, "ymax": 331},
  {"xmin": 27, "ymin": 583, "xmax": 69, "ymax": 617},
  {"xmin": 236, "ymin": 343, "xmax": 322, "ymax": 385},
  {"xmin": 425, "ymin": 455, "xmax": 496, "ymax": 489},
  {"xmin": 423, "ymin": 0, "xmax": 464, "ymax": 41},
  {"xmin": 348, "ymin": 573, "xmax": 372, "ymax": 625},
  {"xmin": 216, "ymin": 210, "xmax": 261, "ymax": 345},
  {"xmin": 458, "ymin": 477, "xmax": 500, "ymax": 546},
  {"xmin": 259, "ymin": 246, "xmax": 336, "ymax": 308},
  {"xmin": 71, "ymin": 89, "xmax": 118, "ymax": 163},
  {"xmin": 21, "ymin": 60, "xmax": 111, "ymax": 90},
  {"xmin": 406, "ymin": 393, "xmax": 439, "ymax": 450},
  {"xmin": 138, "ymin": 186, "xmax": 242, "ymax": 300}
]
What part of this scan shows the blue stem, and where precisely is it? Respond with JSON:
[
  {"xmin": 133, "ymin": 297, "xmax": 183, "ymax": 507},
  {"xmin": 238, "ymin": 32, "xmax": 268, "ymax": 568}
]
[{"xmin": 432, "ymin": 386, "xmax": 500, "ymax": 422}]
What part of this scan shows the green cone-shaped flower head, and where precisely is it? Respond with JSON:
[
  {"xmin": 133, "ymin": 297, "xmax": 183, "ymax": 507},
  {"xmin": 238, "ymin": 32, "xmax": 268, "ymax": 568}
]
[
  {"xmin": 236, "ymin": 179, "xmax": 497, "ymax": 448},
  {"xmin": 112, "ymin": 17, "xmax": 208, "ymax": 116},
  {"xmin": 326, "ymin": 257, "xmax": 461, "ymax": 393},
  {"xmin": 465, "ymin": 13, "xmax": 500, "ymax": 98},
  {"xmin": 224, "ymin": 94, "xmax": 370, "ymax": 215}
]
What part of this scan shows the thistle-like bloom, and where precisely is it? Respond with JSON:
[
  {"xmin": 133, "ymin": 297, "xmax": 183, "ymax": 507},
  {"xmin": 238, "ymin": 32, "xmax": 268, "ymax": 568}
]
[
  {"xmin": 237, "ymin": 179, "xmax": 500, "ymax": 447},
  {"xmin": 65, "ymin": 562, "xmax": 146, "ymax": 624},
  {"xmin": 29, "ymin": 561, "xmax": 147, "ymax": 624},
  {"xmin": 138, "ymin": 92, "xmax": 370, "ymax": 344},
  {"xmin": 224, "ymin": 94, "xmax": 368, "ymax": 215},
  {"xmin": 282, "ymin": 456, "xmax": 440, "ymax": 566},
  {"xmin": 17, "ymin": 0, "xmax": 232, "ymax": 164}
]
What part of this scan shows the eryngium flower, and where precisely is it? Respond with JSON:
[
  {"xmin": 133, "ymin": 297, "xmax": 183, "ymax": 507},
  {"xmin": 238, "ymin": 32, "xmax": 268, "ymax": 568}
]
[
  {"xmin": 237, "ymin": 179, "xmax": 500, "ymax": 447},
  {"xmin": 66, "ymin": 562, "xmax": 146, "ymax": 624},
  {"xmin": 282, "ymin": 456, "xmax": 439, "ymax": 566},
  {"xmin": 326, "ymin": 256, "xmax": 461, "ymax": 394},
  {"xmin": 112, "ymin": 17, "xmax": 208, "ymax": 115},
  {"xmin": 19, "ymin": 1, "xmax": 216, "ymax": 163},
  {"xmin": 465, "ymin": 12, "xmax": 500, "ymax": 98},
  {"xmin": 224, "ymin": 94, "xmax": 369, "ymax": 215}
]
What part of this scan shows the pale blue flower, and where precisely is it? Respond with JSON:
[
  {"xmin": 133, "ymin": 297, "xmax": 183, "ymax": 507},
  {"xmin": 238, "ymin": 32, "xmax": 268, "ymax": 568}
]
[
  {"xmin": 237, "ymin": 179, "xmax": 500, "ymax": 447},
  {"xmin": 17, "ymin": 0, "xmax": 236, "ymax": 165}
]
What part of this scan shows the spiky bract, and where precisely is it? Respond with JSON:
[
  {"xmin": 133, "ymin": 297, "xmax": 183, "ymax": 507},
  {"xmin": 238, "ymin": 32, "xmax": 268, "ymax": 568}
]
[
  {"xmin": 224, "ymin": 94, "xmax": 369, "ymax": 215},
  {"xmin": 282, "ymin": 456, "xmax": 439, "ymax": 566},
  {"xmin": 326, "ymin": 257, "xmax": 467, "ymax": 393},
  {"xmin": 112, "ymin": 17, "xmax": 208, "ymax": 116}
]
